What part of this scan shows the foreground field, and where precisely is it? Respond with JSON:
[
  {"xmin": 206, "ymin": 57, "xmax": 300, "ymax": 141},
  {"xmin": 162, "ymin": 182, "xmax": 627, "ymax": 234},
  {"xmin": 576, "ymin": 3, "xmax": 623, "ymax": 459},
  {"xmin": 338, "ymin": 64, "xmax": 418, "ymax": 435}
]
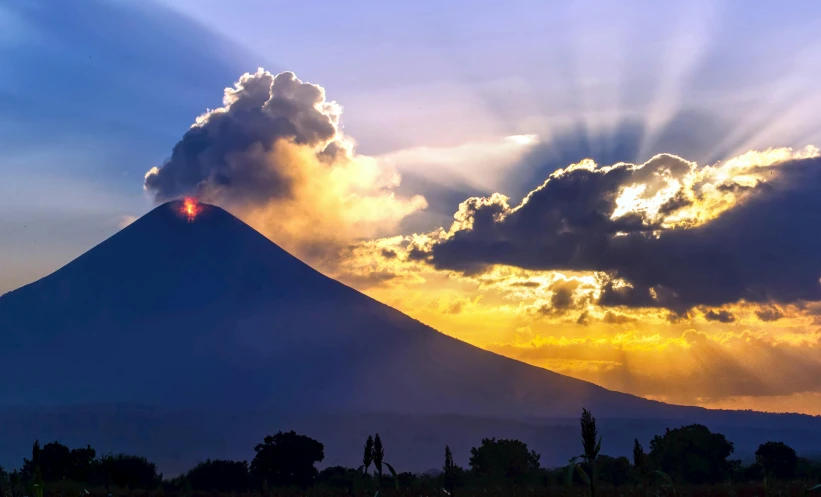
[{"xmin": 14, "ymin": 482, "xmax": 821, "ymax": 497}]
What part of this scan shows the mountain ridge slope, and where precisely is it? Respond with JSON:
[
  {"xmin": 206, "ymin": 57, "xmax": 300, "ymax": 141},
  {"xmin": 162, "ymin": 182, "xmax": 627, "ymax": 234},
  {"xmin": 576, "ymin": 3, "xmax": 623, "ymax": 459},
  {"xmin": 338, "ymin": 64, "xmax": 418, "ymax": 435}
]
[{"xmin": 0, "ymin": 201, "xmax": 672, "ymax": 416}]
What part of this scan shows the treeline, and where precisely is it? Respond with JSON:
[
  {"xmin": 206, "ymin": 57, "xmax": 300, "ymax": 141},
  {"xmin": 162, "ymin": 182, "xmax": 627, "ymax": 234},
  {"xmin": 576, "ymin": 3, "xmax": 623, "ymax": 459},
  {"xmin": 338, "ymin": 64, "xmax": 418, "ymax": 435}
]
[{"xmin": 2, "ymin": 409, "xmax": 821, "ymax": 495}]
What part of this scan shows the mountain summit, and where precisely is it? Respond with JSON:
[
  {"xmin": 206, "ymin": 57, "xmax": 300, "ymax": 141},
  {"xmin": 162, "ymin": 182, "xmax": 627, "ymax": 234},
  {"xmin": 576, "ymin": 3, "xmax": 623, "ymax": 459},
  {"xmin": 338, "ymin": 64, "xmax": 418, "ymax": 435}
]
[{"xmin": 3, "ymin": 201, "xmax": 821, "ymax": 472}]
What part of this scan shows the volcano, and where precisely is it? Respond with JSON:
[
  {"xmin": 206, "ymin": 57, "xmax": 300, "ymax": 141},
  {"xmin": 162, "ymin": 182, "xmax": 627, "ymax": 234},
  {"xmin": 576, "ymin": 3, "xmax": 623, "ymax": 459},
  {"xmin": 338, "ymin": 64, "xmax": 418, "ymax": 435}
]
[
  {"xmin": 0, "ymin": 201, "xmax": 655, "ymax": 414},
  {"xmin": 2, "ymin": 201, "xmax": 821, "ymax": 472}
]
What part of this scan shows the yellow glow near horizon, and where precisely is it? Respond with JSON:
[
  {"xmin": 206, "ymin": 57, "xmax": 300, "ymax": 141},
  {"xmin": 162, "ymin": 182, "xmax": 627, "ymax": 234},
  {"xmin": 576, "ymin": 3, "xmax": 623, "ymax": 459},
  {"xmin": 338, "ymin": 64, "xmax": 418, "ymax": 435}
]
[
  {"xmin": 313, "ymin": 146, "xmax": 821, "ymax": 416},
  {"xmin": 356, "ymin": 274, "xmax": 821, "ymax": 414}
]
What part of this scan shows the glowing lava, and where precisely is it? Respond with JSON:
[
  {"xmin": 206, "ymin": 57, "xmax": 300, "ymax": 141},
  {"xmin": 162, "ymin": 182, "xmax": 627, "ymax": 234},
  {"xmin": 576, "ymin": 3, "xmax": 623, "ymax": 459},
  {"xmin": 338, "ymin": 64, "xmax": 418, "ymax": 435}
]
[{"xmin": 180, "ymin": 197, "xmax": 201, "ymax": 221}]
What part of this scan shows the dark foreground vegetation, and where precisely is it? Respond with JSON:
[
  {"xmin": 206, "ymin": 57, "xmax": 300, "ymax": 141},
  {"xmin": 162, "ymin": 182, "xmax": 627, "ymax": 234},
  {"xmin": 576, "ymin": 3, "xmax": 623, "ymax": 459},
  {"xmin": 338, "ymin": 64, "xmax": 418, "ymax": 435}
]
[{"xmin": 2, "ymin": 409, "xmax": 820, "ymax": 497}]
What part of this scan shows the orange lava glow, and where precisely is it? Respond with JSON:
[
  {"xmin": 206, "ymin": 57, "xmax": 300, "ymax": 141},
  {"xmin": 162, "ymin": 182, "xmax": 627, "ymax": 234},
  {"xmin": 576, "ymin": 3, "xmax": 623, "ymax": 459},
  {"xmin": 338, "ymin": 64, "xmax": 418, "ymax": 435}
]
[{"xmin": 180, "ymin": 197, "xmax": 201, "ymax": 221}]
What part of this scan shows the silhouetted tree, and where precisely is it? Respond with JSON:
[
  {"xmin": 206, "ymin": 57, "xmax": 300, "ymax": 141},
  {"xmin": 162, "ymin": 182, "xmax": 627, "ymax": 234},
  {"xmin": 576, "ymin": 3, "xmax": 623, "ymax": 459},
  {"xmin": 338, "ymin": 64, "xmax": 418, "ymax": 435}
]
[
  {"xmin": 632, "ymin": 439, "xmax": 646, "ymax": 472},
  {"xmin": 250, "ymin": 431, "xmax": 324, "ymax": 489},
  {"xmin": 648, "ymin": 424, "xmax": 734, "ymax": 484},
  {"xmin": 185, "ymin": 459, "xmax": 249, "ymax": 492},
  {"xmin": 741, "ymin": 462, "xmax": 765, "ymax": 482},
  {"xmin": 373, "ymin": 434, "xmax": 385, "ymax": 485},
  {"xmin": 581, "ymin": 408, "xmax": 601, "ymax": 497},
  {"xmin": 317, "ymin": 466, "xmax": 357, "ymax": 490},
  {"xmin": 370, "ymin": 433, "xmax": 397, "ymax": 488},
  {"xmin": 19, "ymin": 441, "xmax": 96, "ymax": 484},
  {"xmin": 397, "ymin": 471, "xmax": 417, "ymax": 489},
  {"xmin": 20, "ymin": 441, "xmax": 44, "ymax": 497},
  {"xmin": 756, "ymin": 442, "xmax": 798, "ymax": 480},
  {"xmin": 443, "ymin": 445, "xmax": 463, "ymax": 496},
  {"xmin": 39, "ymin": 442, "xmax": 71, "ymax": 482},
  {"xmin": 21, "ymin": 440, "xmax": 41, "ymax": 481},
  {"xmin": 9, "ymin": 470, "xmax": 21, "ymax": 497},
  {"xmin": 68, "ymin": 445, "xmax": 96, "ymax": 482},
  {"xmin": 597, "ymin": 455, "xmax": 630, "ymax": 486},
  {"xmin": 96, "ymin": 454, "xmax": 162, "ymax": 489},
  {"xmin": 796, "ymin": 457, "xmax": 821, "ymax": 480},
  {"xmin": 360, "ymin": 435, "xmax": 374, "ymax": 476},
  {"xmin": 469, "ymin": 438, "xmax": 540, "ymax": 488}
]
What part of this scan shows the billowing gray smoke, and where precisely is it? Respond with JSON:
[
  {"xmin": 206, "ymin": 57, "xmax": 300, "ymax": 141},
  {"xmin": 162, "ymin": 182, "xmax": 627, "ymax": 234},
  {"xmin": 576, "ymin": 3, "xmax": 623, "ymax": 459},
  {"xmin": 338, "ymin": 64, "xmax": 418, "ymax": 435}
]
[
  {"xmin": 143, "ymin": 69, "xmax": 426, "ymax": 261},
  {"xmin": 144, "ymin": 69, "xmax": 345, "ymax": 206}
]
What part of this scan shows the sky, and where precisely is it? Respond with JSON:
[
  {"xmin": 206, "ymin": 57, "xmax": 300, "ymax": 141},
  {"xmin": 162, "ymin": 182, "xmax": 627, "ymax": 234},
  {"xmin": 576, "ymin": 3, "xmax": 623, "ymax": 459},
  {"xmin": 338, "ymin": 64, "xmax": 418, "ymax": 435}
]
[{"xmin": 3, "ymin": 0, "xmax": 821, "ymax": 414}]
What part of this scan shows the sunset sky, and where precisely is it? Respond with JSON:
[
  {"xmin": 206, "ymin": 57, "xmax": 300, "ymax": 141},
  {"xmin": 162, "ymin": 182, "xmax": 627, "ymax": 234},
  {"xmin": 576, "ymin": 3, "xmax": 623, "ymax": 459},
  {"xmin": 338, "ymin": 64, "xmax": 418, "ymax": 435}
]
[{"xmin": 3, "ymin": 0, "xmax": 821, "ymax": 414}]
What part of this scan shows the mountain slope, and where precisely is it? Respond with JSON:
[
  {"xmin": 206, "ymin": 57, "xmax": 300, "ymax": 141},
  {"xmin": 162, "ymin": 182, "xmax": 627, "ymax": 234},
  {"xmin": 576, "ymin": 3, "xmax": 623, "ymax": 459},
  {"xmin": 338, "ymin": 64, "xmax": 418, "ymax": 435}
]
[{"xmin": 1, "ymin": 200, "xmax": 671, "ymax": 417}]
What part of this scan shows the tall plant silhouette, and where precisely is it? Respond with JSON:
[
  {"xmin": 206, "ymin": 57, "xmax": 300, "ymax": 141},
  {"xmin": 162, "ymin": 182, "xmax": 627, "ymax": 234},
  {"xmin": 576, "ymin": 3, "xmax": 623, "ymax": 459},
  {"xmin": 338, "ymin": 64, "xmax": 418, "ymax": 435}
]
[
  {"xmin": 443, "ymin": 445, "xmax": 459, "ymax": 496},
  {"xmin": 21, "ymin": 440, "xmax": 44, "ymax": 497},
  {"xmin": 581, "ymin": 408, "xmax": 601, "ymax": 497},
  {"xmin": 358, "ymin": 435, "xmax": 374, "ymax": 476},
  {"xmin": 632, "ymin": 439, "xmax": 646, "ymax": 471},
  {"xmin": 371, "ymin": 434, "xmax": 397, "ymax": 489},
  {"xmin": 633, "ymin": 438, "xmax": 647, "ymax": 491}
]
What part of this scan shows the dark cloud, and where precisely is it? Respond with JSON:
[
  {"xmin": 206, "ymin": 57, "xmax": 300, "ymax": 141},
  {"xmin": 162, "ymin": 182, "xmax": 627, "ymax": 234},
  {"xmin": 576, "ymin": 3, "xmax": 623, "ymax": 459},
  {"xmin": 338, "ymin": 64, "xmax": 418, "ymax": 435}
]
[
  {"xmin": 716, "ymin": 180, "xmax": 768, "ymax": 193},
  {"xmin": 658, "ymin": 191, "xmax": 693, "ymax": 214},
  {"xmin": 537, "ymin": 279, "xmax": 582, "ymax": 317},
  {"xmin": 756, "ymin": 306, "xmax": 784, "ymax": 322},
  {"xmin": 667, "ymin": 310, "xmax": 692, "ymax": 323},
  {"xmin": 512, "ymin": 281, "xmax": 541, "ymax": 288},
  {"xmin": 549, "ymin": 286, "xmax": 574, "ymax": 310},
  {"xmin": 144, "ymin": 70, "xmax": 342, "ymax": 205},
  {"xmin": 704, "ymin": 309, "xmax": 736, "ymax": 323},
  {"xmin": 416, "ymin": 154, "xmax": 821, "ymax": 311}
]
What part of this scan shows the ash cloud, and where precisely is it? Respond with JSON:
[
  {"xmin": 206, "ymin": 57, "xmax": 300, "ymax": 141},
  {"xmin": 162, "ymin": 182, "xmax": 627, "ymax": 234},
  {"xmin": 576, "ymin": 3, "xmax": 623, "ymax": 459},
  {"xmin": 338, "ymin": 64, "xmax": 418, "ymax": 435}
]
[
  {"xmin": 413, "ymin": 149, "xmax": 821, "ymax": 311},
  {"xmin": 144, "ymin": 69, "xmax": 426, "ymax": 261},
  {"xmin": 145, "ymin": 70, "xmax": 342, "ymax": 205}
]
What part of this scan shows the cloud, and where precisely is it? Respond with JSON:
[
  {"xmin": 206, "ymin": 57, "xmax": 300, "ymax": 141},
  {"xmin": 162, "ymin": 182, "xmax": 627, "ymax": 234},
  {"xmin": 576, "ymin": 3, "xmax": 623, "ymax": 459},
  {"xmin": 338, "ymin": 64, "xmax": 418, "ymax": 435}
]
[
  {"xmin": 602, "ymin": 311, "xmax": 636, "ymax": 325},
  {"xmin": 430, "ymin": 295, "xmax": 483, "ymax": 316},
  {"xmin": 329, "ymin": 142, "xmax": 821, "ymax": 413},
  {"xmin": 756, "ymin": 306, "xmax": 784, "ymax": 322},
  {"xmin": 538, "ymin": 279, "xmax": 581, "ymax": 316},
  {"xmin": 144, "ymin": 69, "xmax": 426, "ymax": 260},
  {"xmin": 703, "ymin": 309, "xmax": 736, "ymax": 323},
  {"xmin": 406, "ymin": 147, "xmax": 821, "ymax": 311}
]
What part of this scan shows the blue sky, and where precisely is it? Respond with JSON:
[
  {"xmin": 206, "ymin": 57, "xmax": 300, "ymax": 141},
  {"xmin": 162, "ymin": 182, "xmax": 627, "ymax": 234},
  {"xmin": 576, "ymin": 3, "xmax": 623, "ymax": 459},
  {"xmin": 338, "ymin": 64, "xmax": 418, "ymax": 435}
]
[{"xmin": 2, "ymin": 0, "xmax": 821, "ymax": 292}]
